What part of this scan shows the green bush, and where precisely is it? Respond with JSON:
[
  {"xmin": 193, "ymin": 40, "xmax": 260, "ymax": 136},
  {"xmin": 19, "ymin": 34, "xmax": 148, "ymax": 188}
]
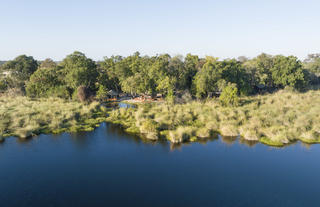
[
  {"xmin": 47, "ymin": 86, "xmax": 71, "ymax": 99},
  {"xmin": 26, "ymin": 67, "xmax": 62, "ymax": 98},
  {"xmin": 139, "ymin": 119, "xmax": 159, "ymax": 140},
  {"xmin": 0, "ymin": 79, "xmax": 7, "ymax": 92},
  {"xmin": 96, "ymin": 85, "xmax": 108, "ymax": 101},
  {"xmin": 219, "ymin": 83, "xmax": 239, "ymax": 106}
]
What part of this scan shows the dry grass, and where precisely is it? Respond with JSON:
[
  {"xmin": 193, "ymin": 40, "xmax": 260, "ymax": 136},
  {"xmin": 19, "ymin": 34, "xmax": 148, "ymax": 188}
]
[
  {"xmin": 107, "ymin": 89, "xmax": 320, "ymax": 146},
  {"xmin": 0, "ymin": 95, "xmax": 107, "ymax": 139}
]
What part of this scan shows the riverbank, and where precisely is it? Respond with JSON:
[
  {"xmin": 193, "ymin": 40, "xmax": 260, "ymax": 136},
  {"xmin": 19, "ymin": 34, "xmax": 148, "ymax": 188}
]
[
  {"xmin": 106, "ymin": 89, "xmax": 320, "ymax": 146},
  {"xmin": 0, "ymin": 96, "xmax": 108, "ymax": 139}
]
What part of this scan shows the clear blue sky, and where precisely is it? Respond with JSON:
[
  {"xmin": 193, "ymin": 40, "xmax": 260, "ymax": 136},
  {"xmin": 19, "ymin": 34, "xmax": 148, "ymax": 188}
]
[{"xmin": 1, "ymin": 0, "xmax": 319, "ymax": 60}]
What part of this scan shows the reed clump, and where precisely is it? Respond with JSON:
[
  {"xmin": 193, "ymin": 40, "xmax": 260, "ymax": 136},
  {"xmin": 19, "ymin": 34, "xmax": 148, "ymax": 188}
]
[
  {"xmin": 0, "ymin": 95, "xmax": 107, "ymax": 139},
  {"xmin": 106, "ymin": 89, "xmax": 320, "ymax": 146}
]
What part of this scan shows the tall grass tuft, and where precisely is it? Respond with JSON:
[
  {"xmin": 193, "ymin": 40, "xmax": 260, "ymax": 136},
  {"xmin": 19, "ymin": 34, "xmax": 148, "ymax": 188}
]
[{"xmin": 0, "ymin": 95, "xmax": 107, "ymax": 139}]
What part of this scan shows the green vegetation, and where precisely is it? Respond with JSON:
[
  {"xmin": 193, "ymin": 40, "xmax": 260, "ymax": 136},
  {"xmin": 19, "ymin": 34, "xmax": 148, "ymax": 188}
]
[
  {"xmin": 0, "ymin": 51, "xmax": 319, "ymax": 145},
  {"xmin": 1, "ymin": 55, "xmax": 38, "ymax": 92},
  {"xmin": 219, "ymin": 83, "xmax": 239, "ymax": 106},
  {"xmin": 107, "ymin": 89, "xmax": 320, "ymax": 146},
  {"xmin": 1, "ymin": 51, "xmax": 318, "ymax": 101},
  {"xmin": 0, "ymin": 96, "xmax": 107, "ymax": 139}
]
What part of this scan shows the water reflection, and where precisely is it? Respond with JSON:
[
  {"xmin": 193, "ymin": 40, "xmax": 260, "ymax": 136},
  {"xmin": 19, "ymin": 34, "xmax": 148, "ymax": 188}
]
[
  {"xmin": 0, "ymin": 122, "xmax": 317, "ymax": 151},
  {"xmin": 105, "ymin": 123, "xmax": 169, "ymax": 148},
  {"xmin": 239, "ymin": 137, "xmax": 259, "ymax": 147},
  {"xmin": 104, "ymin": 101, "xmax": 136, "ymax": 109},
  {"xmin": 0, "ymin": 138, "xmax": 5, "ymax": 148},
  {"xmin": 69, "ymin": 131, "xmax": 92, "ymax": 148},
  {"xmin": 301, "ymin": 142, "xmax": 312, "ymax": 149},
  {"xmin": 1, "ymin": 122, "xmax": 320, "ymax": 207},
  {"xmin": 16, "ymin": 137, "xmax": 33, "ymax": 145},
  {"xmin": 220, "ymin": 135, "xmax": 238, "ymax": 145},
  {"xmin": 118, "ymin": 102, "xmax": 135, "ymax": 108}
]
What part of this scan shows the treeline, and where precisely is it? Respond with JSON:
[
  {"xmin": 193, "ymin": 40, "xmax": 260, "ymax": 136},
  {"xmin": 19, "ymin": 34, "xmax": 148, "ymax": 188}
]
[{"xmin": 0, "ymin": 51, "xmax": 319, "ymax": 101}]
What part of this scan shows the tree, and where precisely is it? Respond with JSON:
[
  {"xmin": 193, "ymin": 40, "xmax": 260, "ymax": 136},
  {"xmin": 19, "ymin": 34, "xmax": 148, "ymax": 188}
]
[
  {"xmin": 60, "ymin": 51, "xmax": 98, "ymax": 92},
  {"xmin": 119, "ymin": 53, "xmax": 154, "ymax": 95},
  {"xmin": 167, "ymin": 55, "xmax": 186, "ymax": 90},
  {"xmin": 193, "ymin": 57, "xmax": 252, "ymax": 98},
  {"xmin": 237, "ymin": 56, "xmax": 249, "ymax": 63},
  {"xmin": 304, "ymin": 53, "xmax": 320, "ymax": 74},
  {"xmin": 193, "ymin": 56, "xmax": 219, "ymax": 98},
  {"xmin": 39, "ymin": 58, "xmax": 57, "ymax": 69},
  {"xmin": 25, "ymin": 67, "xmax": 68, "ymax": 98},
  {"xmin": 271, "ymin": 55, "xmax": 307, "ymax": 90},
  {"xmin": 304, "ymin": 54, "xmax": 320, "ymax": 84},
  {"xmin": 245, "ymin": 53, "xmax": 274, "ymax": 89},
  {"xmin": 98, "ymin": 55, "xmax": 123, "ymax": 92},
  {"xmin": 1, "ymin": 55, "xmax": 38, "ymax": 90},
  {"xmin": 219, "ymin": 59, "xmax": 252, "ymax": 95},
  {"xmin": 184, "ymin": 54, "xmax": 200, "ymax": 91}
]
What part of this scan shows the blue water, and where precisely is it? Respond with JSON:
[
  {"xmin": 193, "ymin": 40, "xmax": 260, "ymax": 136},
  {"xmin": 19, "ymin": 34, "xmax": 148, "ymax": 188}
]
[{"xmin": 0, "ymin": 123, "xmax": 319, "ymax": 207}]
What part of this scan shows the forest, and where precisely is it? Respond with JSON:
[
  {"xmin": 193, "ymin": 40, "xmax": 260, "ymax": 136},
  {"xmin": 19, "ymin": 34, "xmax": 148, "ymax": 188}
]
[{"xmin": 1, "ymin": 51, "xmax": 319, "ymax": 103}]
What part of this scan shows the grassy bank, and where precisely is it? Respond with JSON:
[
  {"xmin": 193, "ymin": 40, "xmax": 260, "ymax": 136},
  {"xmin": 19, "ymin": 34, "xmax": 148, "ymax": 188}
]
[
  {"xmin": 106, "ymin": 89, "xmax": 320, "ymax": 146},
  {"xmin": 0, "ymin": 96, "xmax": 108, "ymax": 139}
]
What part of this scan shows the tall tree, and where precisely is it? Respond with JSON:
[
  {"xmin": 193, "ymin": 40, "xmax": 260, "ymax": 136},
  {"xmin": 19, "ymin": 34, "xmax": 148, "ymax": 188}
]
[
  {"xmin": 60, "ymin": 51, "xmax": 98, "ymax": 91},
  {"xmin": 39, "ymin": 58, "xmax": 57, "ymax": 69},
  {"xmin": 2, "ymin": 55, "xmax": 38, "ymax": 89},
  {"xmin": 271, "ymin": 55, "xmax": 307, "ymax": 89}
]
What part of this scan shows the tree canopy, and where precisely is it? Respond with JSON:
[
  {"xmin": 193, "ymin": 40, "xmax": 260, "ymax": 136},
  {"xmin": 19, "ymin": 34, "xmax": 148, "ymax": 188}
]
[
  {"xmin": 60, "ymin": 51, "xmax": 98, "ymax": 91},
  {"xmin": 0, "ymin": 51, "xmax": 317, "ymax": 101},
  {"xmin": 1, "ymin": 55, "xmax": 38, "ymax": 90}
]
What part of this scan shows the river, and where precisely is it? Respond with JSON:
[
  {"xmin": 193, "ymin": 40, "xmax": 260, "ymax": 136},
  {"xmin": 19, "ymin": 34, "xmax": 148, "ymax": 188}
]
[{"xmin": 0, "ymin": 122, "xmax": 319, "ymax": 207}]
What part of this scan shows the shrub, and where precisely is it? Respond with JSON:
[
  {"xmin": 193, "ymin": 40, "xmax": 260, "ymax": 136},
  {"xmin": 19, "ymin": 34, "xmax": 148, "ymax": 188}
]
[
  {"xmin": 26, "ymin": 67, "xmax": 62, "ymax": 98},
  {"xmin": 219, "ymin": 83, "xmax": 239, "ymax": 106},
  {"xmin": 0, "ymin": 79, "xmax": 7, "ymax": 92},
  {"xmin": 166, "ymin": 88, "xmax": 175, "ymax": 104},
  {"xmin": 139, "ymin": 119, "xmax": 158, "ymax": 140},
  {"xmin": 77, "ymin": 86, "xmax": 92, "ymax": 103},
  {"xmin": 96, "ymin": 85, "xmax": 108, "ymax": 101},
  {"xmin": 47, "ymin": 86, "xmax": 71, "ymax": 99},
  {"xmin": 168, "ymin": 126, "xmax": 195, "ymax": 143}
]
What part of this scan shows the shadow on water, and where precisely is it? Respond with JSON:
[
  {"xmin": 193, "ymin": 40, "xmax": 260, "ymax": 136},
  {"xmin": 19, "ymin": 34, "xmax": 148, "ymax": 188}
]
[{"xmin": 105, "ymin": 123, "xmax": 169, "ymax": 148}]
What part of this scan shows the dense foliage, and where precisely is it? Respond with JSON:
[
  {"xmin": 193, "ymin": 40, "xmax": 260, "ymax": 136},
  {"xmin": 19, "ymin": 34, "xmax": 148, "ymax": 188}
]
[
  {"xmin": 219, "ymin": 83, "xmax": 239, "ymax": 106},
  {"xmin": 1, "ymin": 51, "xmax": 319, "ymax": 101},
  {"xmin": 1, "ymin": 55, "xmax": 38, "ymax": 91}
]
